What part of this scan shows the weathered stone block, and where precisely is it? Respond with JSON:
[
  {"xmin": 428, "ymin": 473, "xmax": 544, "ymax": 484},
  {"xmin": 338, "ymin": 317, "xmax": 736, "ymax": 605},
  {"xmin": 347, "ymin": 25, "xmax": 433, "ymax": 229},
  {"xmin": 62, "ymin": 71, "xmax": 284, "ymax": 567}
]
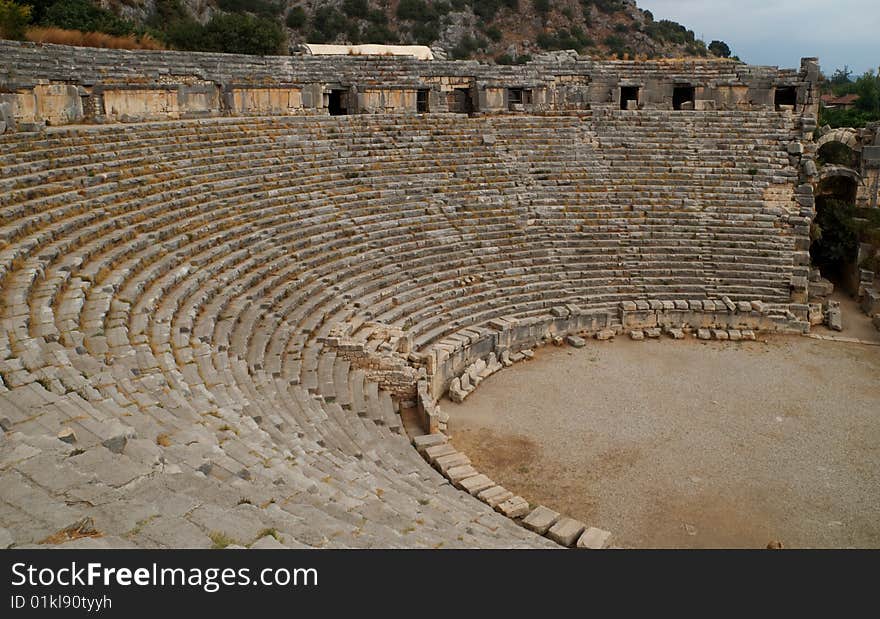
[
  {"xmin": 459, "ymin": 474, "xmax": 495, "ymax": 495},
  {"xmin": 497, "ymin": 496, "xmax": 530, "ymax": 519},
  {"xmin": 577, "ymin": 527, "xmax": 612, "ymax": 550},
  {"xmin": 826, "ymin": 305, "xmax": 843, "ymax": 331},
  {"xmin": 413, "ymin": 433, "xmax": 447, "ymax": 451},
  {"xmin": 522, "ymin": 505, "xmax": 560, "ymax": 534},
  {"xmin": 447, "ymin": 464, "xmax": 478, "ymax": 483},
  {"xmin": 478, "ymin": 486, "xmax": 513, "ymax": 508},
  {"xmin": 565, "ymin": 335, "xmax": 586, "ymax": 348},
  {"xmin": 547, "ymin": 517, "xmax": 586, "ymax": 547}
]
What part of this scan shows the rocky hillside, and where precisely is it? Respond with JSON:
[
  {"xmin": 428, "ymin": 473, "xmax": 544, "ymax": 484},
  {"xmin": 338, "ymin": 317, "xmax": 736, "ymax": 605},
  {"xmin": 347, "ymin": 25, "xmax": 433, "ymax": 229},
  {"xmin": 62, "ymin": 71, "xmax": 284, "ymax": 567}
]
[{"xmin": 43, "ymin": 1, "xmax": 730, "ymax": 61}]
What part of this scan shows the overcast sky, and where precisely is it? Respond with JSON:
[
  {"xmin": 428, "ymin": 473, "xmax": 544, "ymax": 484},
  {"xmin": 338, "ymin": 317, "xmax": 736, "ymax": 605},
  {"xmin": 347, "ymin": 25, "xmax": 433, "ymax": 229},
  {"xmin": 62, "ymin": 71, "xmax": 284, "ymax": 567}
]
[{"xmin": 638, "ymin": 0, "xmax": 879, "ymax": 77}]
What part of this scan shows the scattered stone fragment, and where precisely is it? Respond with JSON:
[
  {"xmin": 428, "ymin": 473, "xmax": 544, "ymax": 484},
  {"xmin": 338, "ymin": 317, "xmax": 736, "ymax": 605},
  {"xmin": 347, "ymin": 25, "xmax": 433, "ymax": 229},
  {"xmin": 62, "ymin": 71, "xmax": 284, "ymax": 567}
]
[
  {"xmin": 629, "ymin": 330, "xmax": 644, "ymax": 341},
  {"xmin": 500, "ymin": 349, "xmax": 513, "ymax": 367},
  {"xmin": 57, "ymin": 428, "xmax": 77, "ymax": 444},
  {"xmin": 485, "ymin": 352, "xmax": 502, "ymax": 374},
  {"xmin": 712, "ymin": 329, "xmax": 729, "ymax": 341},
  {"xmin": 697, "ymin": 328, "xmax": 711, "ymax": 340},
  {"xmin": 644, "ymin": 328, "xmax": 662, "ymax": 338},
  {"xmin": 448, "ymin": 377, "xmax": 467, "ymax": 403},
  {"xmin": 826, "ymin": 302, "xmax": 843, "ymax": 332},
  {"xmin": 667, "ymin": 328, "xmax": 685, "ymax": 340},
  {"xmin": 728, "ymin": 329, "xmax": 743, "ymax": 342},
  {"xmin": 577, "ymin": 527, "xmax": 612, "ymax": 550},
  {"xmin": 596, "ymin": 329, "xmax": 615, "ymax": 341},
  {"xmin": 565, "ymin": 335, "xmax": 586, "ymax": 348},
  {"xmin": 742, "ymin": 330, "xmax": 757, "ymax": 341},
  {"xmin": 521, "ymin": 349, "xmax": 534, "ymax": 360},
  {"xmin": 101, "ymin": 435, "xmax": 128, "ymax": 454}
]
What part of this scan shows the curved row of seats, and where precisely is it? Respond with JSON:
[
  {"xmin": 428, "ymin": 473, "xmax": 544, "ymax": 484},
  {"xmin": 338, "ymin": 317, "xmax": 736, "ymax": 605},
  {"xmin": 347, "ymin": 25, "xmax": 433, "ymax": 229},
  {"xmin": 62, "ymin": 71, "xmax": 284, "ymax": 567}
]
[{"xmin": 0, "ymin": 111, "xmax": 799, "ymax": 548}]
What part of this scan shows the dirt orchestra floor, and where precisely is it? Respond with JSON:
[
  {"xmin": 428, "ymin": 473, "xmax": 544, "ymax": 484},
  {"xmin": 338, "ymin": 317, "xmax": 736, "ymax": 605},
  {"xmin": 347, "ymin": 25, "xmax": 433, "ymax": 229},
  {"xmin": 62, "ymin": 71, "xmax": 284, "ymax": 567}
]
[{"xmin": 447, "ymin": 324, "xmax": 880, "ymax": 548}]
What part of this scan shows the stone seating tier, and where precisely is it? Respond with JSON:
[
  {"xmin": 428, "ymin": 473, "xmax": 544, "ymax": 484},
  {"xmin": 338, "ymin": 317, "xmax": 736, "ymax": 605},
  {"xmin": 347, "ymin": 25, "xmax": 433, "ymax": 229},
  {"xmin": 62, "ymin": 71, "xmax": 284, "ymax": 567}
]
[{"xmin": 0, "ymin": 112, "xmax": 804, "ymax": 548}]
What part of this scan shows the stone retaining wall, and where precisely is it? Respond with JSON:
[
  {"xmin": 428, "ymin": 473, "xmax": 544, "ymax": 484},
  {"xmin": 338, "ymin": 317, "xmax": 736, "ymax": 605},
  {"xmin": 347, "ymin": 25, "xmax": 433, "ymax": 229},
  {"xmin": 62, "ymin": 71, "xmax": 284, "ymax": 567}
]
[
  {"xmin": 420, "ymin": 300, "xmax": 808, "ymax": 404},
  {"xmin": 0, "ymin": 41, "xmax": 819, "ymax": 129}
]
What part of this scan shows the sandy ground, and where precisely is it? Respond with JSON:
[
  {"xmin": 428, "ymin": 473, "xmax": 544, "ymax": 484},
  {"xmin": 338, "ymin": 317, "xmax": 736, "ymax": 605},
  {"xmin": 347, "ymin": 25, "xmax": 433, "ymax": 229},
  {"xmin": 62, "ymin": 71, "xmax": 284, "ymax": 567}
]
[{"xmin": 448, "ymin": 304, "xmax": 880, "ymax": 548}]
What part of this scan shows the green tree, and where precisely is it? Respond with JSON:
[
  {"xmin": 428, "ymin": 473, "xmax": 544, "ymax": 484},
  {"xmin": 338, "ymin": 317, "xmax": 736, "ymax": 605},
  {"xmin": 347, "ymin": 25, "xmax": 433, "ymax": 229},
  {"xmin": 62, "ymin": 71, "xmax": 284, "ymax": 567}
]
[
  {"xmin": 206, "ymin": 13, "xmax": 284, "ymax": 54},
  {"xmin": 829, "ymin": 66, "xmax": 852, "ymax": 86},
  {"xmin": 708, "ymin": 40, "xmax": 730, "ymax": 58},
  {"xmin": 853, "ymin": 71, "xmax": 879, "ymax": 115},
  {"xmin": 0, "ymin": 0, "xmax": 31, "ymax": 40},
  {"xmin": 810, "ymin": 199, "xmax": 859, "ymax": 270},
  {"xmin": 216, "ymin": 0, "xmax": 282, "ymax": 18},
  {"xmin": 42, "ymin": 0, "xmax": 134, "ymax": 36},
  {"xmin": 821, "ymin": 70, "xmax": 880, "ymax": 128},
  {"xmin": 17, "ymin": 0, "xmax": 52, "ymax": 23},
  {"xmin": 310, "ymin": 6, "xmax": 348, "ymax": 43},
  {"xmin": 396, "ymin": 0, "xmax": 435, "ymax": 22},
  {"xmin": 169, "ymin": 12, "xmax": 285, "ymax": 55},
  {"xmin": 285, "ymin": 6, "xmax": 306, "ymax": 29},
  {"xmin": 342, "ymin": 0, "xmax": 370, "ymax": 19}
]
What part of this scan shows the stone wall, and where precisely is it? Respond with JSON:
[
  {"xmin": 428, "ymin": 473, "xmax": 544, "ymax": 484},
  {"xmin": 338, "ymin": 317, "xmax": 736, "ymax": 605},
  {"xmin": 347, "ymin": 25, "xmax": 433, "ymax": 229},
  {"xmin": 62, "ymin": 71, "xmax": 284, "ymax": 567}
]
[
  {"xmin": 0, "ymin": 40, "xmax": 819, "ymax": 129},
  {"xmin": 860, "ymin": 125, "xmax": 880, "ymax": 209},
  {"xmin": 420, "ymin": 300, "xmax": 809, "ymax": 400}
]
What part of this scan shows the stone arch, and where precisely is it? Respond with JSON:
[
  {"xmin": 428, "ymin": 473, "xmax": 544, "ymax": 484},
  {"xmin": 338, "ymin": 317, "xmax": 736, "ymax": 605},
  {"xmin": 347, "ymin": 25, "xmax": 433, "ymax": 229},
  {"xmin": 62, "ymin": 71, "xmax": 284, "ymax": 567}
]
[
  {"xmin": 816, "ymin": 128, "xmax": 862, "ymax": 152},
  {"xmin": 815, "ymin": 165, "xmax": 863, "ymax": 204},
  {"xmin": 818, "ymin": 164, "xmax": 862, "ymax": 184}
]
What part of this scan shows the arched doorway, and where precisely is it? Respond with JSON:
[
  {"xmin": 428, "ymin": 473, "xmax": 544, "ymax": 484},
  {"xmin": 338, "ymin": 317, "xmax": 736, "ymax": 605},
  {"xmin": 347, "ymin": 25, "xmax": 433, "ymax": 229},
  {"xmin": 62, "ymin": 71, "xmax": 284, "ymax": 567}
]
[
  {"xmin": 811, "ymin": 173, "xmax": 860, "ymax": 288},
  {"xmin": 817, "ymin": 141, "xmax": 859, "ymax": 168}
]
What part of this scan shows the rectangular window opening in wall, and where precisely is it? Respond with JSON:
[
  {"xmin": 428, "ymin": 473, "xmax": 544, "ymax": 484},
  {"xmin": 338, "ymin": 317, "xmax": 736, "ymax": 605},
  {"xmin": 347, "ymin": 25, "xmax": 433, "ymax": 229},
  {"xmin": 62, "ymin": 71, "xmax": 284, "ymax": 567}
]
[
  {"xmin": 775, "ymin": 86, "xmax": 797, "ymax": 110},
  {"xmin": 328, "ymin": 89, "xmax": 347, "ymax": 116},
  {"xmin": 448, "ymin": 88, "xmax": 474, "ymax": 114},
  {"xmin": 417, "ymin": 89, "xmax": 429, "ymax": 113},
  {"xmin": 620, "ymin": 86, "xmax": 639, "ymax": 110},
  {"xmin": 508, "ymin": 87, "xmax": 532, "ymax": 110},
  {"xmin": 673, "ymin": 85, "xmax": 696, "ymax": 110}
]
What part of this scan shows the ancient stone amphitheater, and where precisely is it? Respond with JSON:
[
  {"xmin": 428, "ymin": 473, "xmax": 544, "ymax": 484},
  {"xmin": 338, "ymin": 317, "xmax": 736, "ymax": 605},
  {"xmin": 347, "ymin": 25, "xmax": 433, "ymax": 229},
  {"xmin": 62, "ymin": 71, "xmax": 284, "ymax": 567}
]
[{"xmin": 0, "ymin": 41, "xmax": 826, "ymax": 548}]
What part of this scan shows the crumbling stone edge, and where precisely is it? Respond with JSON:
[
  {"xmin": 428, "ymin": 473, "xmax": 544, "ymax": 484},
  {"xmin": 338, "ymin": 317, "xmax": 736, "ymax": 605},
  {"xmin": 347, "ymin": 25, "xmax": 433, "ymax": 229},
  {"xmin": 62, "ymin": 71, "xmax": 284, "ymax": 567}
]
[{"xmin": 411, "ymin": 428, "xmax": 613, "ymax": 549}]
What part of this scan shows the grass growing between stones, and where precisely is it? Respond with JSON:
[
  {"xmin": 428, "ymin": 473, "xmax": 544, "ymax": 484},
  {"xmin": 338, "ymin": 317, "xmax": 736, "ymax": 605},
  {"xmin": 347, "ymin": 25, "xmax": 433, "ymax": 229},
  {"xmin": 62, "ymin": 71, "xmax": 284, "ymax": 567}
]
[
  {"xmin": 255, "ymin": 528, "xmax": 283, "ymax": 544},
  {"xmin": 208, "ymin": 531, "xmax": 238, "ymax": 549}
]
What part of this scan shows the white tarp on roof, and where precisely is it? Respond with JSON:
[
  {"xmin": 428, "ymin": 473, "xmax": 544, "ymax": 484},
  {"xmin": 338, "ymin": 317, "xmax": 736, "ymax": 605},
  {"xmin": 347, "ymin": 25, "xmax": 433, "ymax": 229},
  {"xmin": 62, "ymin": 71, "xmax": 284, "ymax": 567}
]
[{"xmin": 300, "ymin": 43, "xmax": 434, "ymax": 61}]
